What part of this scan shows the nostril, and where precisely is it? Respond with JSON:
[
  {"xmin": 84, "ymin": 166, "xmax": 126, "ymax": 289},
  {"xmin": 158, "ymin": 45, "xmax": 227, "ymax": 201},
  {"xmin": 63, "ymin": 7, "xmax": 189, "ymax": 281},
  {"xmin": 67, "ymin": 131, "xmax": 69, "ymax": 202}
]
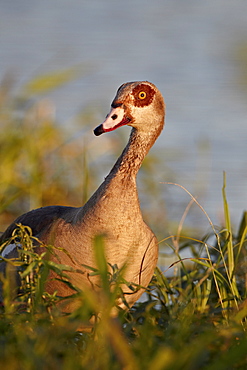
[{"xmin": 111, "ymin": 114, "xmax": 118, "ymax": 120}]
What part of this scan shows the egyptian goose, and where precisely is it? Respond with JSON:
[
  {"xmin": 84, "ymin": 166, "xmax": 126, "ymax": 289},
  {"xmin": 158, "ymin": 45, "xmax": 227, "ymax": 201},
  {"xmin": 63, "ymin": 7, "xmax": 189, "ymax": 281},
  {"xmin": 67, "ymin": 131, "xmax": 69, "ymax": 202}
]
[{"xmin": 0, "ymin": 81, "xmax": 165, "ymax": 311}]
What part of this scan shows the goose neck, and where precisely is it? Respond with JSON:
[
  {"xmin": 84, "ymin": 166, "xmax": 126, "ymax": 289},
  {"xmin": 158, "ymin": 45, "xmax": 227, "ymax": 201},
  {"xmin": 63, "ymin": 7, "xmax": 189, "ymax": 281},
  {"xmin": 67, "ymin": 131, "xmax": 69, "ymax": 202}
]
[{"xmin": 109, "ymin": 127, "xmax": 159, "ymax": 178}]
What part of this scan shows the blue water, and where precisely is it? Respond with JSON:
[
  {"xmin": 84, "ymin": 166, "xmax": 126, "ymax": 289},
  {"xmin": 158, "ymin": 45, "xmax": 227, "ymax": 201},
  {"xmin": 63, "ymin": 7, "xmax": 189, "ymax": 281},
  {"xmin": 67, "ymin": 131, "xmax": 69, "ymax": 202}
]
[{"xmin": 1, "ymin": 0, "xmax": 247, "ymax": 231}]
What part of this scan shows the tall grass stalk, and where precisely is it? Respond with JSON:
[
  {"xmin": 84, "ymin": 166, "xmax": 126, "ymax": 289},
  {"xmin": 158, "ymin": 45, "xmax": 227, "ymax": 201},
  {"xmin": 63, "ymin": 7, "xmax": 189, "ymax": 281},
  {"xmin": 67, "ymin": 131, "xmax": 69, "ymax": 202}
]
[{"xmin": 222, "ymin": 172, "xmax": 240, "ymax": 303}]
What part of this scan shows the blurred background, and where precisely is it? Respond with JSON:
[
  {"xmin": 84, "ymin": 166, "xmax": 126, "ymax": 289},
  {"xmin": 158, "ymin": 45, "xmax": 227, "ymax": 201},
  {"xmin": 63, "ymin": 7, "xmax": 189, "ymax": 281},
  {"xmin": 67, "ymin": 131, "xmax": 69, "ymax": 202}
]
[{"xmin": 1, "ymin": 0, "xmax": 247, "ymax": 243}]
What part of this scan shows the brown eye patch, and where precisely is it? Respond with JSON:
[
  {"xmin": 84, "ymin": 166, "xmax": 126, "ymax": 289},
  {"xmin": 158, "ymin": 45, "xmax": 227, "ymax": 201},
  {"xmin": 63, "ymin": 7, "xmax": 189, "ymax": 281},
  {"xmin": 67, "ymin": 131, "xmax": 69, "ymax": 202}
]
[{"xmin": 132, "ymin": 84, "xmax": 155, "ymax": 107}]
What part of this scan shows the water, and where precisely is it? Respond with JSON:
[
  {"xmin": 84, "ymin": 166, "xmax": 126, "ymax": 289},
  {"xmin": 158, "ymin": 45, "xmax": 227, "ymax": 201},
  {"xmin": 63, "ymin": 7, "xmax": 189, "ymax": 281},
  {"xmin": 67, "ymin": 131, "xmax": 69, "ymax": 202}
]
[{"xmin": 1, "ymin": 0, "xmax": 247, "ymax": 231}]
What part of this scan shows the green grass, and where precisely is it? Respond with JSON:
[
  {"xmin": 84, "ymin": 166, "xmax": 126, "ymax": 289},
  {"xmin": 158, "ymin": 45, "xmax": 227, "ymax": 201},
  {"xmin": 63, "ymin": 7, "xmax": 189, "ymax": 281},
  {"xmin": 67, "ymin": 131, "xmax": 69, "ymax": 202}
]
[
  {"xmin": 0, "ymin": 72, "xmax": 246, "ymax": 369},
  {"xmin": 0, "ymin": 209, "xmax": 246, "ymax": 369}
]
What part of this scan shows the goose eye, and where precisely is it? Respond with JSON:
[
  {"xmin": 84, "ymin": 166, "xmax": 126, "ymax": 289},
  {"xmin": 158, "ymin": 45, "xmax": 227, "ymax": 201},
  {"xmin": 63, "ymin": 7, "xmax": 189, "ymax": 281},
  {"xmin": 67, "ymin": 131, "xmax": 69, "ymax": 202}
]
[{"xmin": 138, "ymin": 91, "xmax": 146, "ymax": 99}]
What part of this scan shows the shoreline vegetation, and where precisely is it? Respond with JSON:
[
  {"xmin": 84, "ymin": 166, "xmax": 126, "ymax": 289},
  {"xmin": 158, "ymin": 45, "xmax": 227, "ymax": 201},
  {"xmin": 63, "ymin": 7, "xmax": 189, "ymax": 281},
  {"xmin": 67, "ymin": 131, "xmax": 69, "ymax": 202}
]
[{"xmin": 0, "ymin": 72, "xmax": 246, "ymax": 369}]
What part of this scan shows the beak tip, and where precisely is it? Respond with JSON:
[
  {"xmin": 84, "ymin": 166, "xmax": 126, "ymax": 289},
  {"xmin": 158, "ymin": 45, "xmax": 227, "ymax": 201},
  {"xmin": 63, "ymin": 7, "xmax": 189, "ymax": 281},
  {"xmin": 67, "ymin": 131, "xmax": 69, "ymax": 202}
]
[{"xmin": 94, "ymin": 124, "xmax": 105, "ymax": 136}]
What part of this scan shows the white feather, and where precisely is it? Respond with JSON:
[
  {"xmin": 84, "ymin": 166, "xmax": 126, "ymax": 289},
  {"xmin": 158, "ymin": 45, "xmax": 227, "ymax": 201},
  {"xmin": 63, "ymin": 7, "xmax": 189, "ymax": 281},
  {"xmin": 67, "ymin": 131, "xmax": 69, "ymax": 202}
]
[{"xmin": 1, "ymin": 243, "xmax": 18, "ymax": 258}]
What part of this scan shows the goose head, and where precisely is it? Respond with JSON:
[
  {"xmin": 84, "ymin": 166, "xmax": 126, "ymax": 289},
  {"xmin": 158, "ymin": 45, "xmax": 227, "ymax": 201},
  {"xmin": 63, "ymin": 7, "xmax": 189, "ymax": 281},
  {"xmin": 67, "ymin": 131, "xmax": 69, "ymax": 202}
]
[{"xmin": 94, "ymin": 81, "xmax": 165, "ymax": 137}]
